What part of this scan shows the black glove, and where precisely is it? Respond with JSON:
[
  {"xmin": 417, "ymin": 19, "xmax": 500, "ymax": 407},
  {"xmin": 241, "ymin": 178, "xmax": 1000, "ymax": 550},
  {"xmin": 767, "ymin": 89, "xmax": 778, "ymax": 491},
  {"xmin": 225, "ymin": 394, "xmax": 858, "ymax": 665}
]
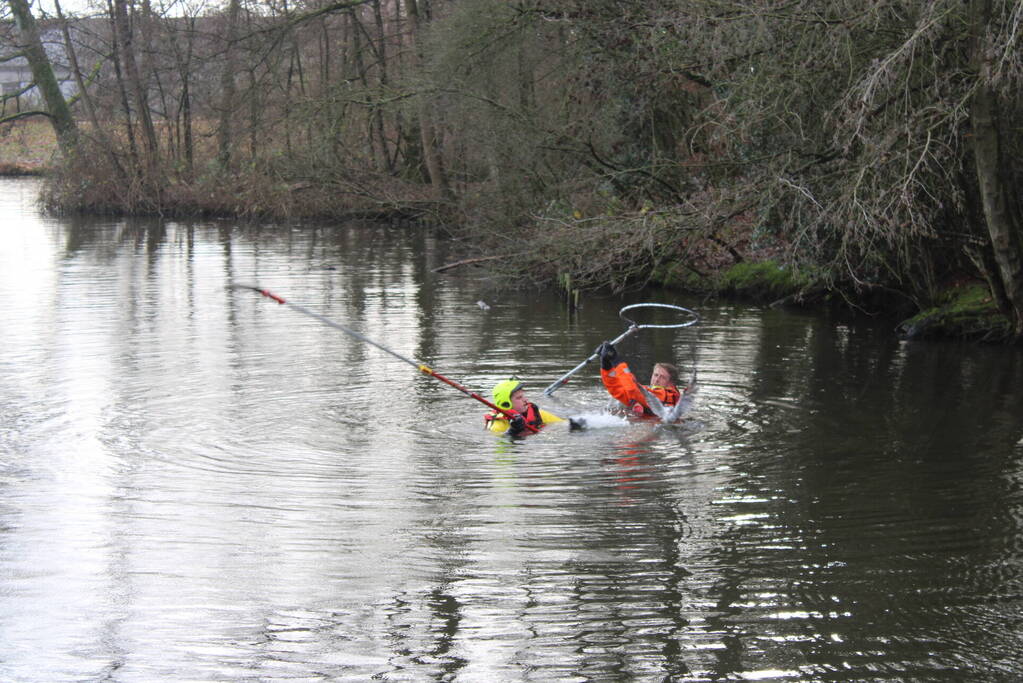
[
  {"xmin": 508, "ymin": 414, "xmax": 527, "ymax": 435},
  {"xmin": 596, "ymin": 341, "xmax": 619, "ymax": 370}
]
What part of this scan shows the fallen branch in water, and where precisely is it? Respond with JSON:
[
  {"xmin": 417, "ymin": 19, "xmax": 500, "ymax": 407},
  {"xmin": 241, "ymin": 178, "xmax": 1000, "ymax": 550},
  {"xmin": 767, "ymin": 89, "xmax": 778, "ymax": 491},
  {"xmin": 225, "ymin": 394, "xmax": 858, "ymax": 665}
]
[{"xmin": 433, "ymin": 254, "xmax": 517, "ymax": 273}]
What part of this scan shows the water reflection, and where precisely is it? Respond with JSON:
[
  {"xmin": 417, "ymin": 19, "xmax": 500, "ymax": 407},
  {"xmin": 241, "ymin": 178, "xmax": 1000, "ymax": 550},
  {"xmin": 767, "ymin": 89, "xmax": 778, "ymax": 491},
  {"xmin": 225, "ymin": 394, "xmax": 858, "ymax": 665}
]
[{"xmin": 1, "ymin": 177, "xmax": 1022, "ymax": 681}]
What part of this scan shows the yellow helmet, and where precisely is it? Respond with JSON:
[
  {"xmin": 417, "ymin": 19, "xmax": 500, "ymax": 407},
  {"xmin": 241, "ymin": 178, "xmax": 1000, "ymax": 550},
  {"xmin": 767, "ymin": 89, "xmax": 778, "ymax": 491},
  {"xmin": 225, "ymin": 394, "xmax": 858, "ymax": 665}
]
[{"xmin": 492, "ymin": 379, "xmax": 523, "ymax": 410}]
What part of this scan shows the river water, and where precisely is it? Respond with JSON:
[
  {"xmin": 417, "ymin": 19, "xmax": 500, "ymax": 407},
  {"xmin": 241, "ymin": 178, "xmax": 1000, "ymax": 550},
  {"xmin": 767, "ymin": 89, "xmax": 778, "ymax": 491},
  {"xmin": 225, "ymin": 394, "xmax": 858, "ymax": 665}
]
[{"xmin": 1, "ymin": 177, "xmax": 1022, "ymax": 682}]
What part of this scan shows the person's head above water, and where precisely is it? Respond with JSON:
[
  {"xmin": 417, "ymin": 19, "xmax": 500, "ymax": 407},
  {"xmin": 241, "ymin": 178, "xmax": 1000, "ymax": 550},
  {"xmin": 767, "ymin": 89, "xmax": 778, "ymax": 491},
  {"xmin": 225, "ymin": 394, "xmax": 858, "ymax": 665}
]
[
  {"xmin": 492, "ymin": 378, "xmax": 528, "ymax": 413},
  {"xmin": 650, "ymin": 362, "xmax": 678, "ymax": 388}
]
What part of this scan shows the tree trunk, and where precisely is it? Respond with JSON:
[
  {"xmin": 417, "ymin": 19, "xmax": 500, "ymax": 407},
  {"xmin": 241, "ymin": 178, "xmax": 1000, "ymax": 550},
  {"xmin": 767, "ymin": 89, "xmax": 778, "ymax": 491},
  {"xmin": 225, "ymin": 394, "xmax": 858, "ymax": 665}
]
[
  {"xmin": 104, "ymin": 0, "xmax": 138, "ymax": 168},
  {"xmin": 218, "ymin": 0, "xmax": 242, "ymax": 169},
  {"xmin": 403, "ymin": 0, "xmax": 452, "ymax": 201},
  {"xmin": 170, "ymin": 15, "xmax": 197, "ymax": 178},
  {"xmin": 247, "ymin": 68, "xmax": 258, "ymax": 163},
  {"xmin": 971, "ymin": 84, "xmax": 1023, "ymax": 337},
  {"xmin": 371, "ymin": 0, "xmax": 393, "ymax": 173},
  {"xmin": 54, "ymin": 0, "xmax": 125, "ymax": 179},
  {"xmin": 970, "ymin": 0, "xmax": 1023, "ymax": 337},
  {"xmin": 6, "ymin": 0, "xmax": 78, "ymax": 155},
  {"xmin": 113, "ymin": 0, "xmax": 160, "ymax": 175}
]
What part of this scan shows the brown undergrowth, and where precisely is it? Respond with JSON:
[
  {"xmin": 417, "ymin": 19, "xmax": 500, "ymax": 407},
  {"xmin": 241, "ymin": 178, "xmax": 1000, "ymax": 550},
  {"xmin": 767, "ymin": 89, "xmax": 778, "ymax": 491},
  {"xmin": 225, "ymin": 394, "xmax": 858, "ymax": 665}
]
[
  {"xmin": 39, "ymin": 135, "xmax": 443, "ymax": 222},
  {"xmin": 0, "ymin": 119, "xmax": 57, "ymax": 174}
]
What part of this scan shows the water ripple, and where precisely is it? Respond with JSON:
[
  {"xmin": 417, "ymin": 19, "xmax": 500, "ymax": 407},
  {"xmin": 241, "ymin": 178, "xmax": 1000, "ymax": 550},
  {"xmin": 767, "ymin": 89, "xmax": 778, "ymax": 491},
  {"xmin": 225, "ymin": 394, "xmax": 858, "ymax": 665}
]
[{"xmin": 2, "ymin": 182, "xmax": 1022, "ymax": 681}]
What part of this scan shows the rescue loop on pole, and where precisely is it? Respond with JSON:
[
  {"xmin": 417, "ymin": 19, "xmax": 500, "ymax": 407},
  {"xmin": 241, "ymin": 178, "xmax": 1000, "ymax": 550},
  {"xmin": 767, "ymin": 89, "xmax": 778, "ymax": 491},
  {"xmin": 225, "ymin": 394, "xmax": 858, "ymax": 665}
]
[
  {"xmin": 618, "ymin": 302, "xmax": 700, "ymax": 330},
  {"xmin": 542, "ymin": 302, "xmax": 700, "ymax": 396}
]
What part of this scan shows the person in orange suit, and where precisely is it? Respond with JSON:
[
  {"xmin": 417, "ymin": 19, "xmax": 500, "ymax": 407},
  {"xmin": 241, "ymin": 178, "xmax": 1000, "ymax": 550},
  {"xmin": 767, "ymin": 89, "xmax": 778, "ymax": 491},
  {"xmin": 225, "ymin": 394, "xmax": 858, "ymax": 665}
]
[{"xmin": 596, "ymin": 341, "xmax": 682, "ymax": 417}]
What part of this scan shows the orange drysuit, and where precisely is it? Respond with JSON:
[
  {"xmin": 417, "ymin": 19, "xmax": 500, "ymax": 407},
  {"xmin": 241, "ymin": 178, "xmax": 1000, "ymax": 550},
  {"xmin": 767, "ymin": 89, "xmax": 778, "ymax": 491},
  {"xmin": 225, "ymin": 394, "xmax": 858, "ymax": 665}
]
[{"xmin": 601, "ymin": 361, "xmax": 680, "ymax": 417}]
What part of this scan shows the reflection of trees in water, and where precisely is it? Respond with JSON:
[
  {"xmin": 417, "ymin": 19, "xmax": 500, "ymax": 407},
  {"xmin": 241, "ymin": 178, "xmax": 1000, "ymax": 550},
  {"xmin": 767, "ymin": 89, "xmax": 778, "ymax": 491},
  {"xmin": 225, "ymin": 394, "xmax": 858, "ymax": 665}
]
[
  {"xmin": 694, "ymin": 312, "xmax": 1023, "ymax": 678},
  {"xmin": 61, "ymin": 215, "xmax": 171, "ymax": 257},
  {"xmin": 375, "ymin": 584, "xmax": 468, "ymax": 678},
  {"xmin": 515, "ymin": 431, "xmax": 696, "ymax": 679}
]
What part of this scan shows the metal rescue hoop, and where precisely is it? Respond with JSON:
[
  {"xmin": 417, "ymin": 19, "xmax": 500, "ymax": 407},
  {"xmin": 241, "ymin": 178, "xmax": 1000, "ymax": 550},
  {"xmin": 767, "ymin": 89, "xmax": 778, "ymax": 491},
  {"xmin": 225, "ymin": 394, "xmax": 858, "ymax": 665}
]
[
  {"xmin": 542, "ymin": 302, "xmax": 700, "ymax": 396},
  {"xmin": 618, "ymin": 302, "xmax": 700, "ymax": 330}
]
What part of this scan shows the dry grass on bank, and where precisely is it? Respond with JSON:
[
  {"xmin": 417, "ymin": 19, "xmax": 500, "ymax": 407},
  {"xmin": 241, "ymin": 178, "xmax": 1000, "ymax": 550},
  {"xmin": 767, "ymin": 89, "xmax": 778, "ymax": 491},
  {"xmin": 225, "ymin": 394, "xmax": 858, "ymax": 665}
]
[
  {"xmin": 1, "ymin": 115, "xmax": 441, "ymax": 221},
  {"xmin": 0, "ymin": 119, "xmax": 58, "ymax": 174}
]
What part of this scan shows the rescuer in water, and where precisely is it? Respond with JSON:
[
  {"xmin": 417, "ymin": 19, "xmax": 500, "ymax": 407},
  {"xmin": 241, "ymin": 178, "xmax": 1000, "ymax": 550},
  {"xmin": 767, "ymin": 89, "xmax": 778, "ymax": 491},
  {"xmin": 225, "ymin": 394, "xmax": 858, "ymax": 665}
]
[
  {"xmin": 484, "ymin": 379, "xmax": 549, "ymax": 436},
  {"xmin": 595, "ymin": 341, "xmax": 684, "ymax": 417}
]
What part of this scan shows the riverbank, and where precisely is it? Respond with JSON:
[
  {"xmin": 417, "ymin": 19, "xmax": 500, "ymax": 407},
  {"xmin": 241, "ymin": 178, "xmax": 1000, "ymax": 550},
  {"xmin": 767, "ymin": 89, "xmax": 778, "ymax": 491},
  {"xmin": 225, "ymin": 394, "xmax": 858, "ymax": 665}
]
[
  {"xmin": 651, "ymin": 256, "xmax": 1013, "ymax": 342},
  {"xmin": 3, "ymin": 120, "xmax": 1013, "ymax": 343}
]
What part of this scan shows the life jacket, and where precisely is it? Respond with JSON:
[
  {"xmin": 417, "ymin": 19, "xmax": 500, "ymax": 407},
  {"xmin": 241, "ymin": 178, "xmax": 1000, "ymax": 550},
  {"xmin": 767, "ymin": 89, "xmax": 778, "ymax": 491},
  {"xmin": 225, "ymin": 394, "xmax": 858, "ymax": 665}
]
[
  {"xmin": 484, "ymin": 402, "xmax": 545, "ymax": 434},
  {"xmin": 650, "ymin": 384, "xmax": 681, "ymax": 407},
  {"xmin": 601, "ymin": 361, "xmax": 680, "ymax": 416}
]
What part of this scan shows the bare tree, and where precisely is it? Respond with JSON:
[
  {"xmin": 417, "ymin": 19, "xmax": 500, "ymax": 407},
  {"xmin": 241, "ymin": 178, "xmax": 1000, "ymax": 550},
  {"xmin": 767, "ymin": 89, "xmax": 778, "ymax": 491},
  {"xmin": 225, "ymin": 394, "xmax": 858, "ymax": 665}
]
[
  {"xmin": 217, "ymin": 0, "xmax": 241, "ymax": 169},
  {"xmin": 112, "ymin": 0, "xmax": 159, "ymax": 174},
  {"xmin": 5, "ymin": 0, "xmax": 78, "ymax": 153},
  {"xmin": 404, "ymin": 0, "xmax": 452, "ymax": 201}
]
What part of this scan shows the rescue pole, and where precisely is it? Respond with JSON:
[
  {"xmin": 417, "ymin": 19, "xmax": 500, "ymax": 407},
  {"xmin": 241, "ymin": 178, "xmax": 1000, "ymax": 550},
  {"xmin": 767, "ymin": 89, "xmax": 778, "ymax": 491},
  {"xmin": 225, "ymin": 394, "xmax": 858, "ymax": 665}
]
[
  {"xmin": 230, "ymin": 283, "xmax": 539, "ymax": 433},
  {"xmin": 543, "ymin": 302, "xmax": 700, "ymax": 396},
  {"xmin": 542, "ymin": 324, "xmax": 641, "ymax": 396}
]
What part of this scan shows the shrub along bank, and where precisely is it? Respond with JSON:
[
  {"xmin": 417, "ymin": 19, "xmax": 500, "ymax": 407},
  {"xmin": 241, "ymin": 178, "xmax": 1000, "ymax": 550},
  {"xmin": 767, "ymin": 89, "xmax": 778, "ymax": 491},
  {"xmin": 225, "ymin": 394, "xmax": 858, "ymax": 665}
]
[{"xmin": 652, "ymin": 256, "xmax": 1012, "ymax": 343}]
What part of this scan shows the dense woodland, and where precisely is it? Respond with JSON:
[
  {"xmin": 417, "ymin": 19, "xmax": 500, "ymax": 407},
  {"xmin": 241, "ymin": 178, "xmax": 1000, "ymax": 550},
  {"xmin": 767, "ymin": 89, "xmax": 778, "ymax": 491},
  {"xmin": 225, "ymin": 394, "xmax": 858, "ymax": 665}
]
[{"xmin": 3, "ymin": 0, "xmax": 1022, "ymax": 339}]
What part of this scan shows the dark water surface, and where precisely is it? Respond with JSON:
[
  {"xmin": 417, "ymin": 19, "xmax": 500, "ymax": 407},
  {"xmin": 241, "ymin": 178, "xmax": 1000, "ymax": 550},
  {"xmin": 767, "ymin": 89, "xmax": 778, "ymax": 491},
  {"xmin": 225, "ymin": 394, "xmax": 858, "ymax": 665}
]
[{"xmin": 2, "ymin": 178, "xmax": 1022, "ymax": 681}]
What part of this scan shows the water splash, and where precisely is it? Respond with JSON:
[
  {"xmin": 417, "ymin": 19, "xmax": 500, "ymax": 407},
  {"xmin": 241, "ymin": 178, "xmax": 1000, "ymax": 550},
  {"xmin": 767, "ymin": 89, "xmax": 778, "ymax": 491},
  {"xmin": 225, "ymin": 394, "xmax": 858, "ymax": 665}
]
[{"xmin": 567, "ymin": 412, "xmax": 630, "ymax": 430}]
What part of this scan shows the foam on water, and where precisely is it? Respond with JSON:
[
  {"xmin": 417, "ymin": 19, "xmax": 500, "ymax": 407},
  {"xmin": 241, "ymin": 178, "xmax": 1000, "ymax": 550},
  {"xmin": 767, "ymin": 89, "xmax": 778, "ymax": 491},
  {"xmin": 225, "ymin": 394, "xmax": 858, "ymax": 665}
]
[{"xmin": 566, "ymin": 412, "xmax": 630, "ymax": 430}]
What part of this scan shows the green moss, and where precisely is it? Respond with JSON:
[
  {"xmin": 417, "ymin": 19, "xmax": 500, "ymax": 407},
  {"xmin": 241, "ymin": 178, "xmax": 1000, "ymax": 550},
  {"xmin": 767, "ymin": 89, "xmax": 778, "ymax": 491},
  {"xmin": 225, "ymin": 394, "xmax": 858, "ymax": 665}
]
[
  {"xmin": 650, "ymin": 259, "xmax": 812, "ymax": 302},
  {"xmin": 900, "ymin": 283, "xmax": 1012, "ymax": 341},
  {"xmin": 718, "ymin": 260, "xmax": 809, "ymax": 302}
]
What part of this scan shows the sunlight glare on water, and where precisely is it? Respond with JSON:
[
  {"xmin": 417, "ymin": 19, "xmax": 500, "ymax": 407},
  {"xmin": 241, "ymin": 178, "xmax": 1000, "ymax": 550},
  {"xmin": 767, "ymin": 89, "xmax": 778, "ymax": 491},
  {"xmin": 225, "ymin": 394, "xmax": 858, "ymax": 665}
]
[{"xmin": 1, "ymin": 177, "xmax": 1022, "ymax": 681}]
